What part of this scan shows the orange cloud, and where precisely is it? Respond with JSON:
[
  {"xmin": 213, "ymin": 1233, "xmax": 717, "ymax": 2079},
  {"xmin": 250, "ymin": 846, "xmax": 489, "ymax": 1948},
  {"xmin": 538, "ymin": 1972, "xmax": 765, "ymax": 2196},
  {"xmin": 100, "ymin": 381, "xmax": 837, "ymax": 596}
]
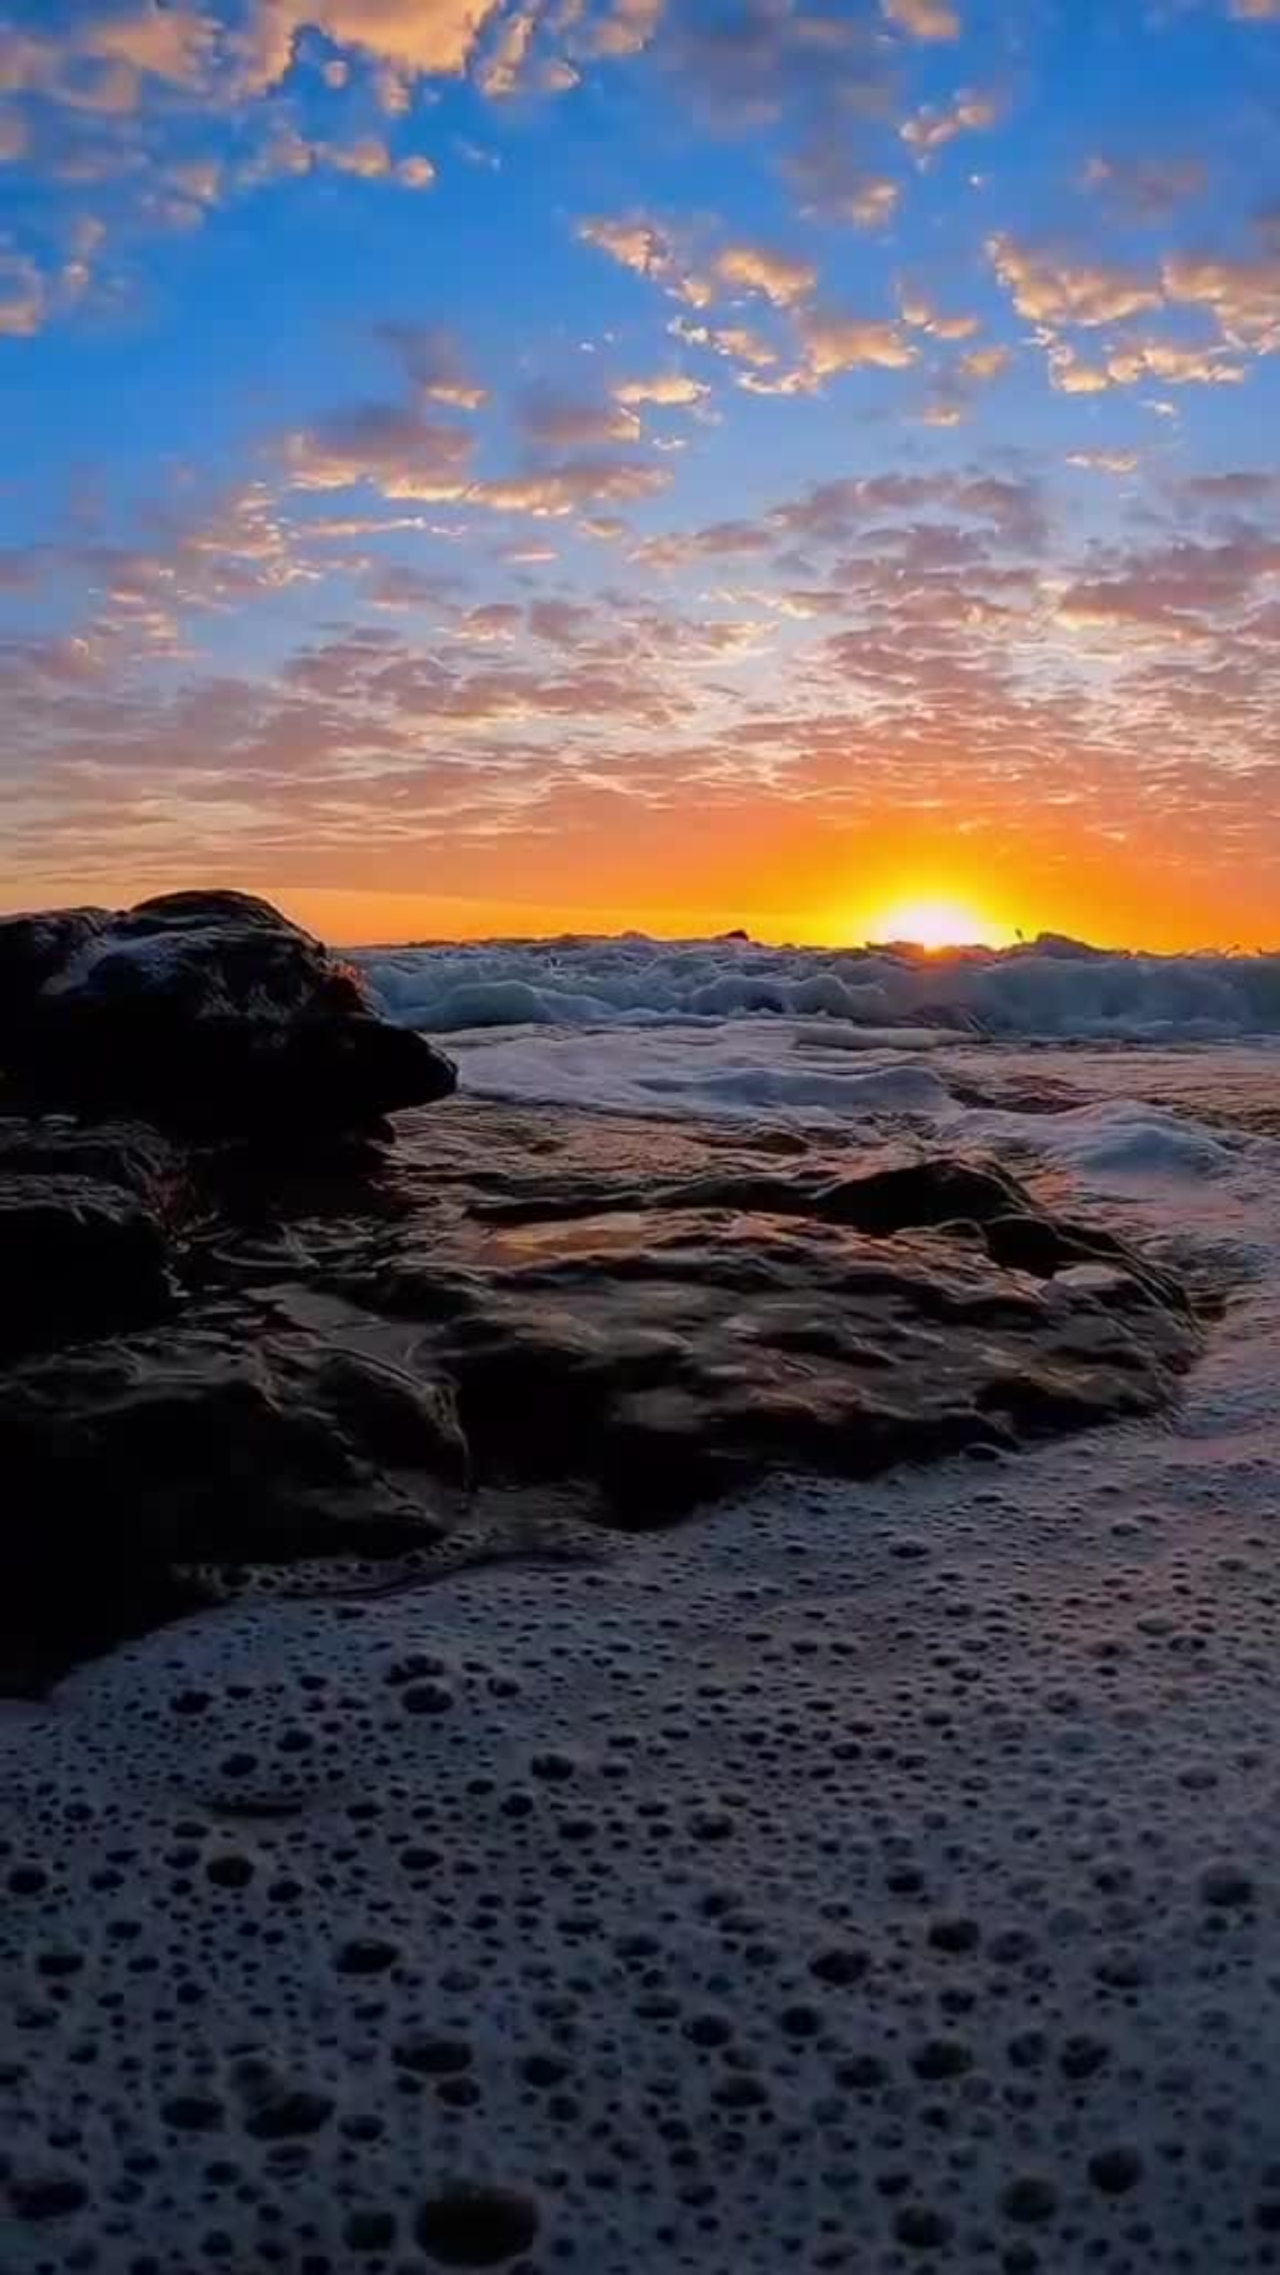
[
  {"xmin": 614, "ymin": 371, "xmax": 710, "ymax": 407},
  {"xmin": 0, "ymin": 251, "xmax": 46, "ymax": 335},
  {"xmin": 283, "ymin": 404, "xmax": 476, "ymax": 496},
  {"xmin": 881, "ymin": 0, "xmax": 962, "ymax": 39},
  {"xmin": 714, "ymin": 242, "xmax": 818, "ymax": 307},
  {"xmin": 798, "ymin": 310, "xmax": 918, "ymax": 376},
  {"xmin": 903, "ymin": 91, "xmax": 998, "ymax": 158},
  {"xmin": 988, "ymin": 235, "xmax": 1163, "ymax": 326}
]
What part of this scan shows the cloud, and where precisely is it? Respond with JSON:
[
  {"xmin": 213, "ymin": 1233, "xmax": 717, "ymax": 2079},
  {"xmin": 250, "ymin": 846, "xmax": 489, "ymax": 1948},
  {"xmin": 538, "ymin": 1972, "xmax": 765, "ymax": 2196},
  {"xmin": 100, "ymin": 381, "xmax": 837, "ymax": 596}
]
[
  {"xmin": 0, "ymin": 251, "xmax": 46, "ymax": 336},
  {"xmin": 0, "ymin": 548, "xmax": 44, "ymax": 590},
  {"xmin": 786, "ymin": 133, "xmax": 902, "ymax": 228},
  {"xmin": 0, "ymin": 1, "xmax": 531, "ymax": 127},
  {"xmin": 797, "ymin": 309, "xmax": 919, "ymax": 376},
  {"xmin": 714, "ymin": 242, "xmax": 818, "ymax": 307},
  {"xmin": 0, "ymin": 5, "xmax": 218, "ymax": 106},
  {"xmin": 987, "ymin": 234, "xmax": 1163, "ymax": 326},
  {"xmin": 902, "ymin": 90, "xmax": 999, "ymax": 159},
  {"xmin": 247, "ymin": 1, "xmax": 507, "ymax": 89},
  {"xmin": 375, "ymin": 321, "xmax": 488, "ymax": 407},
  {"xmin": 0, "ymin": 106, "xmax": 28, "ymax": 161},
  {"xmin": 166, "ymin": 157, "xmax": 223, "ymax": 205},
  {"xmin": 901, "ymin": 294, "xmax": 980, "ymax": 340},
  {"xmin": 573, "ymin": 0, "xmax": 664, "ymax": 61},
  {"xmin": 580, "ymin": 214, "xmax": 826, "ymax": 318},
  {"xmin": 1048, "ymin": 337, "xmax": 1246, "ymax": 392},
  {"xmin": 1163, "ymin": 249, "xmax": 1280, "ymax": 350},
  {"xmin": 578, "ymin": 211, "xmax": 712, "ymax": 307},
  {"xmin": 520, "ymin": 388, "xmax": 640, "ymax": 448},
  {"xmin": 636, "ymin": 468, "xmax": 1047, "ymax": 574},
  {"xmin": 284, "ymin": 398, "xmax": 675, "ymax": 519},
  {"xmin": 1057, "ymin": 535, "xmax": 1280, "ymax": 636},
  {"xmin": 1067, "ymin": 451, "xmax": 1141, "ymax": 474},
  {"xmin": 469, "ymin": 460, "xmax": 672, "ymax": 516},
  {"xmin": 613, "ymin": 371, "xmax": 710, "ymax": 407},
  {"xmin": 472, "ymin": 5, "xmax": 538, "ymax": 95},
  {"xmin": 881, "ymin": 0, "xmax": 962, "ymax": 38},
  {"xmin": 256, "ymin": 131, "xmax": 437, "ymax": 186},
  {"xmin": 321, "ymin": 133, "xmax": 398, "ymax": 177},
  {"xmin": 1180, "ymin": 469, "xmax": 1280, "ymax": 505},
  {"xmin": 670, "ymin": 315, "xmax": 779, "ymax": 371},
  {"xmin": 655, "ymin": 2, "xmax": 892, "ymax": 129},
  {"xmin": 958, "ymin": 344, "xmax": 1010, "ymax": 379},
  {"xmin": 771, "ymin": 469, "xmax": 1046, "ymax": 547},
  {"xmin": 283, "ymin": 402, "xmax": 477, "ymax": 495},
  {"xmin": 1081, "ymin": 154, "xmax": 1208, "ymax": 222}
]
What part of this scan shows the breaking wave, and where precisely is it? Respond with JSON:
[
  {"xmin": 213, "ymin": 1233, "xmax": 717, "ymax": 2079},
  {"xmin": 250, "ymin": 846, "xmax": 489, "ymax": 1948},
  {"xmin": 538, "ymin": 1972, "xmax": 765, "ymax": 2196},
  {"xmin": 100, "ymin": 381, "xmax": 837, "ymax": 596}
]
[{"xmin": 357, "ymin": 933, "xmax": 1280, "ymax": 1043}]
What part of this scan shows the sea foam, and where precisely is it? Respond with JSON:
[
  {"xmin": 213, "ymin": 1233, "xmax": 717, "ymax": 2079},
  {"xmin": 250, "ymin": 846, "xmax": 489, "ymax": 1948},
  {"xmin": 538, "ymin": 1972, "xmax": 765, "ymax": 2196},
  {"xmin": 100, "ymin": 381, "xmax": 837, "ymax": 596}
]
[{"xmin": 357, "ymin": 933, "xmax": 1280, "ymax": 1043}]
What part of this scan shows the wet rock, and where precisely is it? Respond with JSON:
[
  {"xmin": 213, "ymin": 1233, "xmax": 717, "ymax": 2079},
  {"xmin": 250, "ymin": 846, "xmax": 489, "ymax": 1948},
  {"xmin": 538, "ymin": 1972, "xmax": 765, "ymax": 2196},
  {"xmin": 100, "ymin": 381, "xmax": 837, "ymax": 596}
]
[
  {"xmin": 0, "ymin": 1174, "xmax": 176, "ymax": 1355},
  {"xmin": 1, "ymin": 1329, "xmax": 464, "ymax": 1550},
  {"xmin": 350, "ymin": 1174, "xmax": 1198, "ymax": 1519},
  {"xmin": 0, "ymin": 906, "xmax": 108, "ymax": 1051},
  {"xmin": 0, "ymin": 1117, "xmax": 186, "ymax": 1356},
  {"xmin": 0, "ymin": 1095, "xmax": 1202, "ymax": 1682},
  {"xmin": 0, "ymin": 1114, "xmax": 183, "ymax": 1204},
  {"xmin": 1, "ymin": 889, "xmax": 455, "ymax": 1137},
  {"xmin": 0, "ymin": 1329, "xmax": 463, "ymax": 1678}
]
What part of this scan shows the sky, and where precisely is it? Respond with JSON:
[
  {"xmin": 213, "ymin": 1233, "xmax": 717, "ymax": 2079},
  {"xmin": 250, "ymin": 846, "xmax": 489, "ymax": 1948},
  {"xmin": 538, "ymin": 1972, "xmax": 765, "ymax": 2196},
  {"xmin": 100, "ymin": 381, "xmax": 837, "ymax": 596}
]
[{"xmin": 2, "ymin": 0, "xmax": 1280, "ymax": 949}]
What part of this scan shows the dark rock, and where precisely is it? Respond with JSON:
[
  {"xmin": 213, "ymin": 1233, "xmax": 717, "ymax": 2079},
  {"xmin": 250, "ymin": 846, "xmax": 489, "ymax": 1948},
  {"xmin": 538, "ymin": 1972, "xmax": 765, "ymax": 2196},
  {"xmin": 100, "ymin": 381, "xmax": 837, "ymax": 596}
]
[
  {"xmin": 0, "ymin": 1114, "xmax": 183, "ymax": 1204},
  {"xmin": 352, "ymin": 1187, "xmax": 1197, "ymax": 1519},
  {"xmin": 1017, "ymin": 932, "xmax": 1114, "ymax": 962},
  {"xmin": 1, "ymin": 889, "xmax": 454, "ymax": 1138},
  {"xmin": 1, "ymin": 1329, "xmax": 464, "ymax": 1551},
  {"xmin": 117, "ymin": 888, "xmax": 307, "ymax": 937},
  {"xmin": 0, "ymin": 1092, "xmax": 1202, "ymax": 1686},
  {"xmin": 0, "ymin": 1174, "xmax": 176, "ymax": 1355},
  {"xmin": 0, "ymin": 906, "xmax": 108, "ymax": 1052},
  {"xmin": 0, "ymin": 1329, "xmax": 463, "ymax": 1680},
  {"xmin": 0, "ymin": 1118, "xmax": 186, "ymax": 1357}
]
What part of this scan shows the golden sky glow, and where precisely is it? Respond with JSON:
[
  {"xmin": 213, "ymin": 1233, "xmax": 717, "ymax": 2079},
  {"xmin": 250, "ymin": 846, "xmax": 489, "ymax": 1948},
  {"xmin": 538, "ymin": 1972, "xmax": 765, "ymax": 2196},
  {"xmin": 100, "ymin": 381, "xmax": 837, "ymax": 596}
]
[{"xmin": 866, "ymin": 896, "xmax": 1015, "ymax": 951}]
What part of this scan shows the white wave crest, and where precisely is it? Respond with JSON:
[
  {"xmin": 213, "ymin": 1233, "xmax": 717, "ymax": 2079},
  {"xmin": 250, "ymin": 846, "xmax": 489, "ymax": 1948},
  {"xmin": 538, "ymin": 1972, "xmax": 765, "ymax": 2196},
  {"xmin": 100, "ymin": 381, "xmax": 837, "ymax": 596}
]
[{"xmin": 357, "ymin": 933, "xmax": 1280, "ymax": 1043}]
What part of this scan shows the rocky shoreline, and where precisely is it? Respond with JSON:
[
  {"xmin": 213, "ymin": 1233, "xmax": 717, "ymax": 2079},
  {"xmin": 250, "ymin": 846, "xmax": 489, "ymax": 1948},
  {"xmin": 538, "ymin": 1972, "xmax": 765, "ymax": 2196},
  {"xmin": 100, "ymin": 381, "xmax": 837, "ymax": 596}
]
[{"xmin": 0, "ymin": 892, "xmax": 1203, "ymax": 1686}]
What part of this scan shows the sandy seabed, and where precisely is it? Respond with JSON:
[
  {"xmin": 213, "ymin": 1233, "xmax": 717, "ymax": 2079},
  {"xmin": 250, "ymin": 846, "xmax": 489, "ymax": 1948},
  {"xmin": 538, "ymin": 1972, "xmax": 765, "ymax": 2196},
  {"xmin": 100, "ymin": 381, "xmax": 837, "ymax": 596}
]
[{"xmin": 3, "ymin": 1039, "xmax": 1280, "ymax": 2275}]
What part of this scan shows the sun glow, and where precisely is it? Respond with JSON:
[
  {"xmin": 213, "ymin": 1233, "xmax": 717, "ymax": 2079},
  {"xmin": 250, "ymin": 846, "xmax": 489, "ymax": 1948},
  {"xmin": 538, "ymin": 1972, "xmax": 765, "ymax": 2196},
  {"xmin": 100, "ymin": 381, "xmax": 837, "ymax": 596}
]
[{"xmin": 868, "ymin": 896, "xmax": 1014, "ymax": 952}]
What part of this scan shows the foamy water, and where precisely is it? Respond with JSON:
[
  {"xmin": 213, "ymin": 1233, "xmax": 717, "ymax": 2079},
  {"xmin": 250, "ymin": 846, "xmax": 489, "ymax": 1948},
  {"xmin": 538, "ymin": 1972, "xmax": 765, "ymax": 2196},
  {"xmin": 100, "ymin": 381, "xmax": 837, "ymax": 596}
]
[{"xmin": 358, "ymin": 932, "xmax": 1280, "ymax": 1042}]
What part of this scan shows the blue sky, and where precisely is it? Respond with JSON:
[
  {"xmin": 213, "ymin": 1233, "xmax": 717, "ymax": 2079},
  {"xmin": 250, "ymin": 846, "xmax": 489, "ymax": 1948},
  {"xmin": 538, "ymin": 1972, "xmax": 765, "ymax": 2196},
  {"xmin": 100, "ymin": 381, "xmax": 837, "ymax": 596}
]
[{"xmin": 2, "ymin": 0, "xmax": 1279, "ymax": 945}]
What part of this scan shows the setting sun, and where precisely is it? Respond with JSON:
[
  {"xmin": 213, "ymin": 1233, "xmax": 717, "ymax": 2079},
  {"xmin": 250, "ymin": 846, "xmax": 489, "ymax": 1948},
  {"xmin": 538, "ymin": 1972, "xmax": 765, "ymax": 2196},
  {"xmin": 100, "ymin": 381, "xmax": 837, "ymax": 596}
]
[{"xmin": 868, "ymin": 897, "xmax": 1015, "ymax": 952}]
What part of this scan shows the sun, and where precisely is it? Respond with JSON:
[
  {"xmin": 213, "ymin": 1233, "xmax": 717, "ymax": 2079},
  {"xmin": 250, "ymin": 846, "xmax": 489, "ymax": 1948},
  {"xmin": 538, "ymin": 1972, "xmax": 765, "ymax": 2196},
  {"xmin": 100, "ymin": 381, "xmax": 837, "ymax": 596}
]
[{"xmin": 867, "ymin": 895, "xmax": 1013, "ymax": 952}]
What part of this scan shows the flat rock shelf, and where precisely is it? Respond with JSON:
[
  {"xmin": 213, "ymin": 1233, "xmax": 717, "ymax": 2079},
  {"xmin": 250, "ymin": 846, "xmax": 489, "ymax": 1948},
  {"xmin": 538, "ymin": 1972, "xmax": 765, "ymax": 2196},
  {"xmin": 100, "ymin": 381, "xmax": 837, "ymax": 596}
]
[{"xmin": 1, "ymin": 1086, "xmax": 1201, "ymax": 1687}]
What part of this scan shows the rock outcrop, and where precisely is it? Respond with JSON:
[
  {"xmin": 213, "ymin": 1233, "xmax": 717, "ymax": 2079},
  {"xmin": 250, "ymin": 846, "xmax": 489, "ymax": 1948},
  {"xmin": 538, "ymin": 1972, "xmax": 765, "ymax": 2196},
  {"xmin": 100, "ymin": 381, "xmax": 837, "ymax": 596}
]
[
  {"xmin": 0, "ymin": 889, "xmax": 456, "ymax": 1137},
  {"xmin": 0, "ymin": 1064, "xmax": 1203, "ymax": 1684}
]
